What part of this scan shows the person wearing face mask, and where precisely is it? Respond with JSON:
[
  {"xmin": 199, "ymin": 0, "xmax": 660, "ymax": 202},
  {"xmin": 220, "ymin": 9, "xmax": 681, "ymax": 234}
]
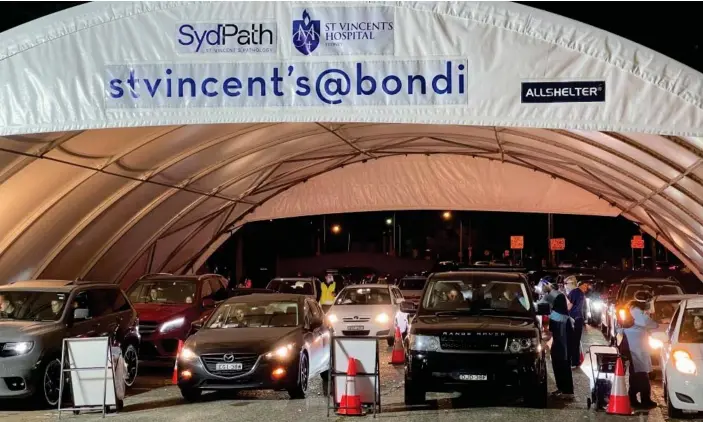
[{"xmin": 622, "ymin": 291, "xmax": 658, "ymax": 409}]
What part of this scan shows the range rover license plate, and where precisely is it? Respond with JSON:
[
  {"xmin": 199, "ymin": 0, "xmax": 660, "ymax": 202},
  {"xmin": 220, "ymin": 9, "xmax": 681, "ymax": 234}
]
[
  {"xmin": 215, "ymin": 363, "xmax": 243, "ymax": 371},
  {"xmin": 347, "ymin": 325, "xmax": 365, "ymax": 331},
  {"xmin": 459, "ymin": 374, "xmax": 487, "ymax": 381}
]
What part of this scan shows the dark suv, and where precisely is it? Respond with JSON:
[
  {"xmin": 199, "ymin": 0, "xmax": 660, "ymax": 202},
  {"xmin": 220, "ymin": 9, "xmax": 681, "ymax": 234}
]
[
  {"xmin": 0, "ymin": 280, "xmax": 139, "ymax": 407},
  {"xmin": 126, "ymin": 273, "xmax": 229, "ymax": 360},
  {"xmin": 401, "ymin": 271, "xmax": 550, "ymax": 407}
]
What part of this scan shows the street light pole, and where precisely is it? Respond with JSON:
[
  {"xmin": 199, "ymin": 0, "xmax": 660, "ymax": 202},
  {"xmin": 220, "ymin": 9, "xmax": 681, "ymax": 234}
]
[{"xmin": 348, "ymin": 232, "xmax": 351, "ymax": 252}]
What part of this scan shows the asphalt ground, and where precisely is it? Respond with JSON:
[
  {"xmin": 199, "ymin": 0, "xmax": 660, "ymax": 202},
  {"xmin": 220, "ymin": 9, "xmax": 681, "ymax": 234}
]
[{"xmin": 0, "ymin": 326, "xmax": 698, "ymax": 422}]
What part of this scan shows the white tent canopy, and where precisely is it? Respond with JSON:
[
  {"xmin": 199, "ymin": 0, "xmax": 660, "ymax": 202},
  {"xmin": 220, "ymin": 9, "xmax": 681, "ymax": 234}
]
[{"xmin": 0, "ymin": 1, "xmax": 702, "ymax": 285}]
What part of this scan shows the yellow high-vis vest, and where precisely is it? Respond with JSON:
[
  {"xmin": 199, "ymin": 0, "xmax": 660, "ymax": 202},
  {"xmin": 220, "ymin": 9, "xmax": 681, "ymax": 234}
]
[{"xmin": 320, "ymin": 282, "xmax": 336, "ymax": 305}]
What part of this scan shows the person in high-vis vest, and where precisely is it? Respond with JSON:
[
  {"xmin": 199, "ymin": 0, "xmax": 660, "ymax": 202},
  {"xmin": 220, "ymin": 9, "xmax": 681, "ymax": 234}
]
[{"xmin": 320, "ymin": 274, "xmax": 336, "ymax": 312}]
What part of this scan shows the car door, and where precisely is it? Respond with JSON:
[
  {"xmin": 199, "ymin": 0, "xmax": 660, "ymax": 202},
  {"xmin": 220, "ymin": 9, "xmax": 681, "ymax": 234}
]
[
  {"xmin": 305, "ymin": 298, "xmax": 325, "ymax": 375},
  {"xmin": 66, "ymin": 290, "xmax": 99, "ymax": 338},
  {"xmin": 310, "ymin": 299, "xmax": 330, "ymax": 372},
  {"xmin": 662, "ymin": 303, "xmax": 683, "ymax": 379},
  {"xmin": 86, "ymin": 288, "xmax": 120, "ymax": 337}
]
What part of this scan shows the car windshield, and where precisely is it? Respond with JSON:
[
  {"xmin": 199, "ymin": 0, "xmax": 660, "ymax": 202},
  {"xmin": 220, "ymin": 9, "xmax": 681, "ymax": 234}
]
[
  {"xmin": 678, "ymin": 308, "xmax": 703, "ymax": 343},
  {"xmin": 622, "ymin": 283, "xmax": 683, "ymax": 302},
  {"xmin": 335, "ymin": 287, "xmax": 392, "ymax": 305},
  {"xmin": 653, "ymin": 299, "xmax": 681, "ymax": 324},
  {"xmin": 421, "ymin": 276, "xmax": 532, "ymax": 315},
  {"xmin": 0, "ymin": 291, "xmax": 69, "ymax": 321},
  {"xmin": 127, "ymin": 280, "xmax": 197, "ymax": 304},
  {"xmin": 267, "ymin": 279, "xmax": 315, "ymax": 295},
  {"xmin": 398, "ymin": 278, "xmax": 426, "ymax": 290},
  {"xmin": 205, "ymin": 301, "xmax": 298, "ymax": 328}
]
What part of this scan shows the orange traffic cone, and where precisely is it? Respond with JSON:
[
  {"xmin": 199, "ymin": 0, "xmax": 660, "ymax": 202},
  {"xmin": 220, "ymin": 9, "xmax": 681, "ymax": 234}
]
[
  {"xmin": 337, "ymin": 357, "xmax": 363, "ymax": 416},
  {"xmin": 172, "ymin": 339, "xmax": 184, "ymax": 385},
  {"xmin": 606, "ymin": 357, "xmax": 633, "ymax": 415},
  {"xmin": 389, "ymin": 327, "xmax": 404, "ymax": 365}
]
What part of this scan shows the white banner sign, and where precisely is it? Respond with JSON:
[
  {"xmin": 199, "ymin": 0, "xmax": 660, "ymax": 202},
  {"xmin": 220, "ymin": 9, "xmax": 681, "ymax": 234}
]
[
  {"xmin": 291, "ymin": 6, "xmax": 394, "ymax": 56},
  {"xmin": 105, "ymin": 59, "xmax": 468, "ymax": 109}
]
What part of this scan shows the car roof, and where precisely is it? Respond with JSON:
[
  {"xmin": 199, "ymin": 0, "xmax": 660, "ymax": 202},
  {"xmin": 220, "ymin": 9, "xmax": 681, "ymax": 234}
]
[
  {"xmin": 221, "ymin": 293, "xmax": 304, "ymax": 304},
  {"xmin": 683, "ymin": 297, "xmax": 703, "ymax": 308},
  {"xmin": 343, "ymin": 284, "xmax": 390, "ymax": 289},
  {"xmin": 272, "ymin": 277, "xmax": 316, "ymax": 281},
  {"xmin": 654, "ymin": 294, "xmax": 701, "ymax": 302},
  {"xmin": 622, "ymin": 278, "xmax": 680, "ymax": 284},
  {"xmin": 400, "ymin": 276, "xmax": 426, "ymax": 280},
  {"xmin": 0, "ymin": 279, "xmax": 115, "ymax": 292},
  {"xmin": 430, "ymin": 271, "xmax": 525, "ymax": 280}
]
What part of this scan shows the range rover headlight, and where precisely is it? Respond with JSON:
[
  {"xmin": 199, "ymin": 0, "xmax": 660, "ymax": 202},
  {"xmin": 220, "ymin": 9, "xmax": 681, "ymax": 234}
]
[
  {"xmin": 508, "ymin": 337, "xmax": 538, "ymax": 353},
  {"xmin": 408, "ymin": 334, "xmax": 440, "ymax": 352}
]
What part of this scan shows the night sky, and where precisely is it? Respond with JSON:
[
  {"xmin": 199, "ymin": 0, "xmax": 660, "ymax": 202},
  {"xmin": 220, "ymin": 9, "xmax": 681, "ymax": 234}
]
[{"xmin": 2, "ymin": 2, "xmax": 699, "ymax": 275}]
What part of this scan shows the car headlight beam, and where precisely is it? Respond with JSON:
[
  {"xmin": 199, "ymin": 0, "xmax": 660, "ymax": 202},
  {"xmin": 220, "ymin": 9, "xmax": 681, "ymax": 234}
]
[
  {"xmin": 327, "ymin": 314, "xmax": 338, "ymax": 324},
  {"xmin": 265, "ymin": 343, "xmax": 295, "ymax": 360},
  {"xmin": 648, "ymin": 336, "xmax": 663, "ymax": 349},
  {"xmin": 159, "ymin": 316, "xmax": 186, "ymax": 333},
  {"xmin": 3, "ymin": 342, "xmax": 34, "ymax": 355},
  {"xmin": 375, "ymin": 313, "xmax": 389, "ymax": 324},
  {"xmin": 178, "ymin": 347, "xmax": 197, "ymax": 362}
]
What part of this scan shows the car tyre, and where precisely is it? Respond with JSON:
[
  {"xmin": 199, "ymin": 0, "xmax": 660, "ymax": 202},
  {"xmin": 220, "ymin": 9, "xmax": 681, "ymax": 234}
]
[
  {"xmin": 123, "ymin": 344, "xmax": 139, "ymax": 388},
  {"xmin": 38, "ymin": 357, "xmax": 64, "ymax": 408},
  {"xmin": 403, "ymin": 377, "xmax": 425, "ymax": 406},
  {"xmin": 524, "ymin": 376, "xmax": 548, "ymax": 408},
  {"xmin": 288, "ymin": 353, "xmax": 309, "ymax": 399},
  {"xmin": 180, "ymin": 387, "xmax": 202, "ymax": 402}
]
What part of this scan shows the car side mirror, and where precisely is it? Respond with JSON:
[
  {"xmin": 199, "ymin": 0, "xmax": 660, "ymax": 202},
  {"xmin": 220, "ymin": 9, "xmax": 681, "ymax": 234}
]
[
  {"xmin": 309, "ymin": 317, "xmax": 323, "ymax": 330},
  {"xmin": 536, "ymin": 302, "xmax": 551, "ymax": 316},
  {"xmin": 400, "ymin": 301, "xmax": 417, "ymax": 314},
  {"xmin": 202, "ymin": 298, "xmax": 215, "ymax": 309},
  {"xmin": 190, "ymin": 320, "xmax": 203, "ymax": 335}
]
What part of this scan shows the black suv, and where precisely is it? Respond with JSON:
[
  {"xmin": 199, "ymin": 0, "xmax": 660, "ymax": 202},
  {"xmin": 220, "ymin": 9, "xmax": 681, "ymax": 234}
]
[
  {"xmin": 0, "ymin": 280, "xmax": 139, "ymax": 407},
  {"xmin": 401, "ymin": 271, "xmax": 550, "ymax": 407}
]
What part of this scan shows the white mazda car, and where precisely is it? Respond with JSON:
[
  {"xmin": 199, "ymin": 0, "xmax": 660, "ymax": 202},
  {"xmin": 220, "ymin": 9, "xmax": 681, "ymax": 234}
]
[
  {"xmin": 326, "ymin": 284, "xmax": 408, "ymax": 346},
  {"xmin": 651, "ymin": 296, "xmax": 703, "ymax": 418}
]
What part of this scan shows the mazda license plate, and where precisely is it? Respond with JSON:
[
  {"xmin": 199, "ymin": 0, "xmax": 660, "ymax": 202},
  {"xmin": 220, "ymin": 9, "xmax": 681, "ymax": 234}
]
[
  {"xmin": 459, "ymin": 374, "xmax": 487, "ymax": 381},
  {"xmin": 215, "ymin": 363, "xmax": 243, "ymax": 371},
  {"xmin": 347, "ymin": 325, "xmax": 365, "ymax": 331}
]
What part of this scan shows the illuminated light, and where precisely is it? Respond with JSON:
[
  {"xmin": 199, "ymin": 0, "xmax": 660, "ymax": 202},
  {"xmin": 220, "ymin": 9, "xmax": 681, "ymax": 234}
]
[
  {"xmin": 179, "ymin": 347, "xmax": 197, "ymax": 361},
  {"xmin": 442, "ymin": 211, "xmax": 452, "ymax": 220},
  {"xmin": 331, "ymin": 224, "xmax": 341, "ymax": 234},
  {"xmin": 266, "ymin": 343, "xmax": 294, "ymax": 359},
  {"xmin": 648, "ymin": 336, "xmax": 663, "ymax": 349},
  {"xmin": 375, "ymin": 313, "xmax": 389, "ymax": 324},
  {"xmin": 327, "ymin": 314, "xmax": 338, "ymax": 323},
  {"xmin": 272, "ymin": 367, "xmax": 286, "ymax": 378},
  {"xmin": 386, "ymin": 218, "xmax": 393, "ymax": 225},
  {"xmin": 673, "ymin": 350, "xmax": 697, "ymax": 375},
  {"xmin": 618, "ymin": 309, "xmax": 627, "ymax": 321},
  {"xmin": 181, "ymin": 370, "xmax": 192, "ymax": 379}
]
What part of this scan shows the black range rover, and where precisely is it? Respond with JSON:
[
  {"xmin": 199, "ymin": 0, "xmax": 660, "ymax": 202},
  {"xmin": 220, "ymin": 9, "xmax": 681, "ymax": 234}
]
[{"xmin": 401, "ymin": 271, "xmax": 550, "ymax": 407}]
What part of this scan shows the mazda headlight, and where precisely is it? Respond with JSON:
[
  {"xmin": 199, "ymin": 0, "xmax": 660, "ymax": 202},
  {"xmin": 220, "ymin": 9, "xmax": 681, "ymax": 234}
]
[
  {"xmin": 178, "ymin": 347, "xmax": 197, "ymax": 362},
  {"xmin": 265, "ymin": 343, "xmax": 295, "ymax": 360},
  {"xmin": 508, "ymin": 337, "xmax": 538, "ymax": 353},
  {"xmin": 375, "ymin": 313, "xmax": 389, "ymax": 324},
  {"xmin": 159, "ymin": 316, "xmax": 185, "ymax": 333},
  {"xmin": 3, "ymin": 342, "xmax": 34, "ymax": 356},
  {"xmin": 408, "ymin": 334, "xmax": 440, "ymax": 352}
]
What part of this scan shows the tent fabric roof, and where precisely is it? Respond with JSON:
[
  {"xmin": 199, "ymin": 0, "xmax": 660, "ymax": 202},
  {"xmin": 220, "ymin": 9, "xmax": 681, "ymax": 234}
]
[{"xmin": 0, "ymin": 1, "xmax": 702, "ymax": 285}]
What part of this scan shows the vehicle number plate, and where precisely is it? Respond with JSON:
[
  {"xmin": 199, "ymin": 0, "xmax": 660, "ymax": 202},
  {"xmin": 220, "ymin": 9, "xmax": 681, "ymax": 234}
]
[
  {"xmin": 215, "ymin": 363, "xmax": 243, "ymax": 371},
  {"xmin": 459, "ymin": 374, "xmax": 487, "ymax": 381},
  {"xmin": 347, "ymin": 325, "xmax": 365, "ymax": 331}
]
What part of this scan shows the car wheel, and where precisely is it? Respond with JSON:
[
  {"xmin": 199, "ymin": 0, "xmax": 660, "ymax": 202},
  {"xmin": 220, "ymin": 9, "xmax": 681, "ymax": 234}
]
[
  {"xmin": 41, "ymin": 358, "xmax": 64, "ymax": 408},
  {"xmin": 180, "ymin": 387, "xmax": 202, "ymax": 402},
  {"xmin": 404, "ymin": 376, "xmax": 425, "ymax": 405},
  {"xmin": 288, "ymin": 353, "xmax": 309, "ymax": 399},
  {"xmin": 123, "ymin": 344, "xmax": 139, "ymax": 388},
  {"xmin": 524, "ymin": 374, "xmax": 548, "ymax": 408}
]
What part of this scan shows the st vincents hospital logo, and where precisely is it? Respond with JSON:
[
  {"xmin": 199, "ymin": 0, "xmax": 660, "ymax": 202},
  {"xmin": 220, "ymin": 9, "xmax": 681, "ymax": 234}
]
[{"xmin": 292, "ymin": 9, "xmax": 321, "ymax": 55}]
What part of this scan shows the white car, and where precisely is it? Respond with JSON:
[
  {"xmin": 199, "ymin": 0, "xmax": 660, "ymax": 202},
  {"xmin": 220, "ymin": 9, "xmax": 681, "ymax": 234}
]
[
  {"xmin": 326, "ymin": 284, "xmax": 408, "ymax": 346},
  {"xmin": 397, "ymin": 276, "xmax": 427, "ymax": 304},
  {"xmin": 648, "ymin": 294, "xmax": 701, "ymax": 375},
  {"xmin": 651, "ymin": 296, "xmax": 703, "ymax": 418}
]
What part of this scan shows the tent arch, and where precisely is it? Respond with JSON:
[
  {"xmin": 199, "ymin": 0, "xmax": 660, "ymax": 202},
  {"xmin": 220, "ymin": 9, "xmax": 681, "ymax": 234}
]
[{"xmin": 0, "ymin": 1, "xmax": 702, "ymax": 285}]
